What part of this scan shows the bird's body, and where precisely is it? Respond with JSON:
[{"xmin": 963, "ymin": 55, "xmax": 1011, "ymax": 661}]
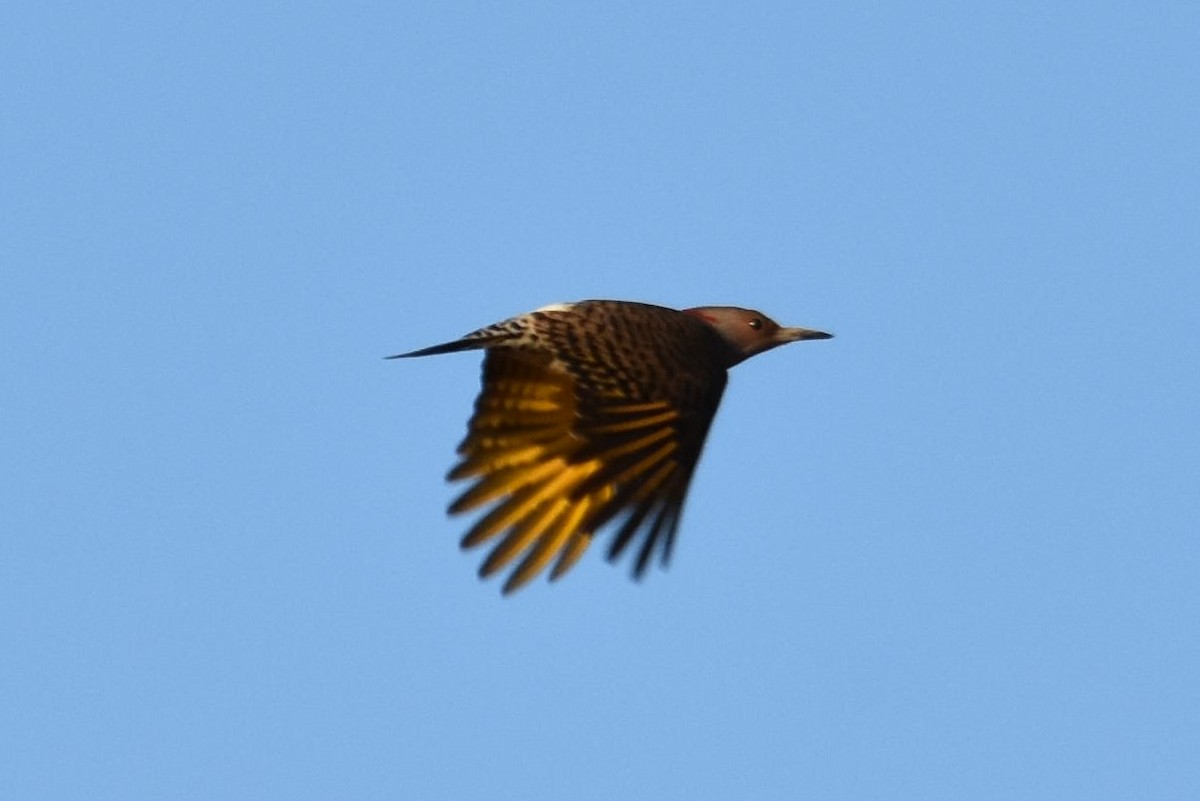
[{"xmin": 392, "ymin": 300, "xmax": 831, "ymax": 593}]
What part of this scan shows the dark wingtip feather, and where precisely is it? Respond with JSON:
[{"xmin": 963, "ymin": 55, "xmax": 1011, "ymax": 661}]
[{"xmin": 633, "ymin": 505, "xmax": 674, "ymax": 578}]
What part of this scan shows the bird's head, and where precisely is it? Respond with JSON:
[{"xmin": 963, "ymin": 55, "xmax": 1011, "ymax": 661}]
[{"xmin": 684, "ymin": 306, "xmax": 832, "ymax": 366}]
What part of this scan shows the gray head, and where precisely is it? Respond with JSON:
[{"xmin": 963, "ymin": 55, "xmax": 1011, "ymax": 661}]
[{"xmin": 684, "ymin": 306, "xmax": 832, "ymax": 367}]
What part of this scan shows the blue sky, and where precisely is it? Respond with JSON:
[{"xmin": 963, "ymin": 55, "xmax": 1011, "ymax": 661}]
[{"xmin": 3, "ymin": 3, "xmax": 1198, "ymax": 799}]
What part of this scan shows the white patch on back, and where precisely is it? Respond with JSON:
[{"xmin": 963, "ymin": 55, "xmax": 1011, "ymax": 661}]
[{"xmin": 534, "ymin": 302, "xmax": 575, "ymax": 314}]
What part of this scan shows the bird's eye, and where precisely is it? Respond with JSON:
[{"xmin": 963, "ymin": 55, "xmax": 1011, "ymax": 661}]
[{"xmin": 748, "ymin": 317, "xmax": 763, "ymax": 331}]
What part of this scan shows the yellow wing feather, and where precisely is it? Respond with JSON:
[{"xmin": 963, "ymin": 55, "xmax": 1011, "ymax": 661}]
[{"xmin": 447, "ymin": 349, "xmax": 686, "ymax": 593}]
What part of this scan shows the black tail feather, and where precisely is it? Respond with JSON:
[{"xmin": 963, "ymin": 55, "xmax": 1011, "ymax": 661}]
[{"xmin": 385, "ymin": 335, "xmax": 511, "ymax": 359}]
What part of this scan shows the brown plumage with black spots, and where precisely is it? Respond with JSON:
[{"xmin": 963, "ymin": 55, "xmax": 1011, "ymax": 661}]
[{"xmin": 390, "ymin": 300, "xmax": 832, "ymax": 594}]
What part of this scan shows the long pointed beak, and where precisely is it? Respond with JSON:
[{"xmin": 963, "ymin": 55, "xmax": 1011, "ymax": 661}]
[{"xmin": 777, "ymin": 326, "xmax": 833, "ymax": 343}]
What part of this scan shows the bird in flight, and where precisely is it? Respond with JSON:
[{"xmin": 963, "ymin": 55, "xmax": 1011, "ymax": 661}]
[{"xmin": 390, "ymin": 300, "xmax": 832, "ymax": 594}]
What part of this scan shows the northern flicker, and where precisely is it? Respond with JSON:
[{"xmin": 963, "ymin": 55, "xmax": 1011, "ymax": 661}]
[{"xmin": 390, "ymin": 300, "xmax": 832, "ymax": 594}]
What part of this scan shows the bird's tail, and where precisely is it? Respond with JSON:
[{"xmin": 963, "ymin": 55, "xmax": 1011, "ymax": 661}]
[{"xmin": 385, "ymin": 333, "xmax": 517, "ymax": 359}]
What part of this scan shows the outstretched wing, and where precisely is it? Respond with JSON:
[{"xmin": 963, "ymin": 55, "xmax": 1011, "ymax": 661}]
[{"xmin": 449, "ymin": 345, "xmax": 725, "ymax": 593}]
